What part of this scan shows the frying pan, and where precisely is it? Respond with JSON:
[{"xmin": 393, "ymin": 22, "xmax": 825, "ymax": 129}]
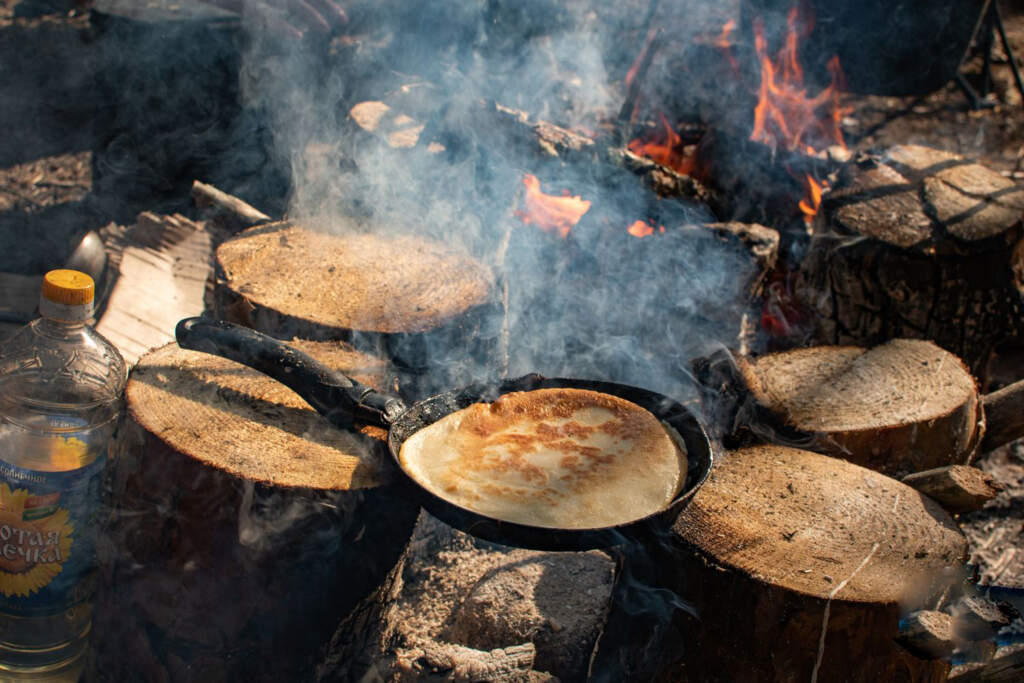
[{"xmin": 175, "ymin": 317, "xmax": 713, "ymax": 551}]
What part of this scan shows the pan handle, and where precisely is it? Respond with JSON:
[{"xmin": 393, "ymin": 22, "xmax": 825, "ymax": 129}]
[{"xmin": 175, "ymin": 317, "xmax": 406, "ymax": 429}]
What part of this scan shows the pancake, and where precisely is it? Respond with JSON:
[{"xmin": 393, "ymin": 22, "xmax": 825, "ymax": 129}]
[{"xmin": 398, "ymin": 388, "xmax": 688, "ymax": 529}]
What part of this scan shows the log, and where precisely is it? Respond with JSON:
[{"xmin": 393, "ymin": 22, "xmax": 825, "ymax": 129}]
[
  {"xmin": 318, "ymin": 513, "xmax": 614, "ymax": 681},
  {"xmin": 799, "ymin": 144, "xmax": 1024, "ymax": 379},
  {"xmin": 896, "ymin": 611, "xmax": 956, "ymax": 660},
  {"xmin": 951, "ymin": 595, "xmax": 1013, "ymax": 641},
  {"xmin": 92, "ymin": 340, "xmax": 420, "ymax": 681},
  {"xmin": 347, "ymin": 97, "xmax": 717, "ymax": 208},
  {"xmin": 902, "ymin": 466, "xmax": 1004, "ymax": 515},
  {"xmin": 981, "ymin": 379, "xmax": 1024, "ymax": 453},
  {"xmin": 646, "ymin": 444, "xmax": 966, "ymax": 682},
  {"xmin": 694, "ymin": 339, "xmax": 984, "ymax": 476},
  {"xmin": 190, "ymin": 179, "xmax": 272, "ymax": 234},
  {"xmin": 95, "ymin": 212, "xmax": 212, "ymax": 365},
  {"xmin": 214, "ymin": 220, "xmax": 499, "ymax": 396}
]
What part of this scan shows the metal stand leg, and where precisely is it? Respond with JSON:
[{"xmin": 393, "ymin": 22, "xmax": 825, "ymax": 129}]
[
  {"xmin": 992, "ymin": 0, "xmax": 1024, "ymax": 104},
  {"xmin": 961, "ymin": 0, "xmax": 1024, "ymax": 108}
]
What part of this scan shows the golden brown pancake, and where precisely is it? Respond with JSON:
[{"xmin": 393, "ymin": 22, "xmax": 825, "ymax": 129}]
[{"xmin": 398, "ymin": 388, "xmax": 688, "ymax": 529}]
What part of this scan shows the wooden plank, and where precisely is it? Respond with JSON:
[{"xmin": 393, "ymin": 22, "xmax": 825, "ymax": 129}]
[{"xmin": 95, "ymin": 213, "xmax": 212, "ymax": 366}]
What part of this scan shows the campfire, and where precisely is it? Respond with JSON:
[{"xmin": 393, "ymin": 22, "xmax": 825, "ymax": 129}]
[{"xmin": 3, "ymin": 0, "xmax": 1024, "ymax": 681}]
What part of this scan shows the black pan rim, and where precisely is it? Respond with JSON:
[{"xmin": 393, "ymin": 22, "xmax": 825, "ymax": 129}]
[{"xmin": 386, "ymin": 375, "xmax": 714, "ymax": 550}]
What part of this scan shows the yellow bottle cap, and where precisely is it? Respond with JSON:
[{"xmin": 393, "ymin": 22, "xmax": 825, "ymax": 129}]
[{"xmin": 41, "ymin": 269, "xmax": 95, "ymax": 305}]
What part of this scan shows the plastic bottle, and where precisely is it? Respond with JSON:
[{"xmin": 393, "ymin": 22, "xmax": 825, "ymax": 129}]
[{"xmin": 0, "ymin": 270, "xmax": 126, "ymax": 680}]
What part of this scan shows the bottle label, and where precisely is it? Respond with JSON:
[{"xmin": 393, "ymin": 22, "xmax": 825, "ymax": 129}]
[{"xmin": 0, "ymin": 443, "xmax": 104, "ymax": 617}]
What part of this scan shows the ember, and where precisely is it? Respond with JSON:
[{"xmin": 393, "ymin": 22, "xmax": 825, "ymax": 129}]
[
  {"xmin": 627, "ymin": 114, "xmax": 697, "ymax": 177},
  {"xmin": 514, "ymin": 173, "xmax": 591, "ymax": 239},
  {"xmin": 626, "ymin": 219, "xmax": 665, "ymax": 238}
]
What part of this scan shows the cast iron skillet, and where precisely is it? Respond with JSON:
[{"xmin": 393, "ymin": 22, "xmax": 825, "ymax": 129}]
[{"xmin": 175, "ymin": 317, "xmax": 713, "ymax": 551}]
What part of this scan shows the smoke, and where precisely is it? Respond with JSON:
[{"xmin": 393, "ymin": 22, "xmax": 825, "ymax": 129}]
[{"xmin": 224, "ymin": 1, "xmax": 765, "ymax": 408}]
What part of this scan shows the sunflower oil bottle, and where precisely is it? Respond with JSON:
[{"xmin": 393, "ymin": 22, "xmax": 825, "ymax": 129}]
[{"xmin": 0, "ymin": 270, "xmax": 125, "ymax": 680}]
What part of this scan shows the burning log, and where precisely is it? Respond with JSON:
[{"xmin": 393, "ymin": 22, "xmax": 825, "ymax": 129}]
[
  {"xmin": 94, "ymin": 340, "xmax": 419, "ymax": 680},
  {"xmin": 347, "ymin": 97, "xmax": 717, "ymax": 208},
  {"xmin": 651, "ymin": 444, "xmax": 966, "ymax": 681},
  {"xmin": 694, "ymin": 339, "xmax": 991, "ymax": 476},
  {"xmin": 799, "ymin": 144, "xmax": 1024, "ymax": 380},
  {"xmin": 901, "ymin": 466, "xmax": 1004, "ymax": 516},
  {"xmin": 214, "ymin": 220, "xmax": 498, "ymax": 395}
]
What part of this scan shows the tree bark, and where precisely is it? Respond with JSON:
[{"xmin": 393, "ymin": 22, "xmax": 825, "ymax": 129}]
[{"xmin": 798, "ymin": 144, "xmax": 1024, "ymax": 381}]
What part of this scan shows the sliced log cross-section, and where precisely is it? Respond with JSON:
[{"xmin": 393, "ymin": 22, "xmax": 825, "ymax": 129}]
[
  {"xmin": 215, "ymin": 221, "xmax": 497, "ymax": 394},
  {"xmin": 655, "ymin": 444, "xmax": 967, "ymax": 682},
  {"xmin": 800, "ymin": 144, "xmax": 1024, "ymax": 379},
  {"xmin": 695, "ymin": 339, "xmax": 983, "ymax": 476},
  {"xmin": 93, "ymin": 340, "xmax": 420, "ymax": 681}
]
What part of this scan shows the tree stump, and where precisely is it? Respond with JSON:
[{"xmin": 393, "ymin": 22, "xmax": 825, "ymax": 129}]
[
  {"xmin": 318, "ymin": 513, "xmax": 615, "ymax": 682},
  {"xmin": 214, "ymin": 220, "xmax": 498, "ymax": 396},
  {"xmin": 648, "ymin": 444, "xmax": 967, "ymax": 682},
  {"xmin": 92, "ymin": 340, "xmax": 420, "ymax": 681},
  {"xmin": 695, "ymin": 339, "xmax": 984, "ymax": 476},
  {"xmin": 799, "ymin": 144, "xmax": 1024, "ymax": 380}
]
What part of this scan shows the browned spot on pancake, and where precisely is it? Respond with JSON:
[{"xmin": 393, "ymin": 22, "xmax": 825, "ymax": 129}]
[{"xmin": 399, "ymin": 387, "xmax": 687, "ymax": 528}]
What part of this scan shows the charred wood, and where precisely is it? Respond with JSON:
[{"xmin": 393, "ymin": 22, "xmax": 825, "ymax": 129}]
[{"xmin": 951, "ymin": 595, "xmax": 1014, "ymax": 642}]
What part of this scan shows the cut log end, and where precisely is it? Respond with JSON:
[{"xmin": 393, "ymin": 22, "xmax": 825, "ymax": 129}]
[
  {"xmin": 126, "ymin": 340, "xmax": 392, "ymax": 490},
  {"xmin": 716, "ymin": 339, "xmax": 983, "ymax": 475},
  {"xmin": 216, "ymin": 222, "xmax": 495, "ymax": 336},
  {"xmin": 897, "ymin": 610, "xmax": 956, "ymax": 660},
  {"xmin": 674, "ymin": 444, "xmax": 967, "ymax": 604}
]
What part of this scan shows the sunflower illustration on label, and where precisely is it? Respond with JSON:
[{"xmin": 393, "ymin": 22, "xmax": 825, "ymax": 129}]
[
  {"xmin": 0, "ymin": 484, "xmax": 74, "ymax": 598},
  {"xmin": 0, "ymin": 446, "xmax": 104, "ymax": 617}
]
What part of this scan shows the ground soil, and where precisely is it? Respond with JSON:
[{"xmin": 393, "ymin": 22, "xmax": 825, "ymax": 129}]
[{"xmin": 1, "ymin": 0, "xmax": 1023, "ymax": 667}]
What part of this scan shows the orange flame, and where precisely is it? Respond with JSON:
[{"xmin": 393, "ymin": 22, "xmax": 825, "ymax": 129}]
[
  {"xmin": 627, "ymin": 220, "xmax": 666, "ymax": 238},
  {"xmin": 713, "ymin": 19, "xmax": 739, "ymax": 72},
  {"xmin": 749, "ymin": 4, "xmax": 848, "ymax": 223},
  {"xmin": 627, "ymin": 114, "xmax": 697, "ymax": 177},
  {"xmin": 797, "ymin": 173, "xmax": 823, "ymax": 218},
  {"xmin": 514, "ymin": 174, "xmax": 591, "ymax": 239},
  {"xmin": 750, "ymin": 7, "xmax": 846, "ymax": 154}
]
